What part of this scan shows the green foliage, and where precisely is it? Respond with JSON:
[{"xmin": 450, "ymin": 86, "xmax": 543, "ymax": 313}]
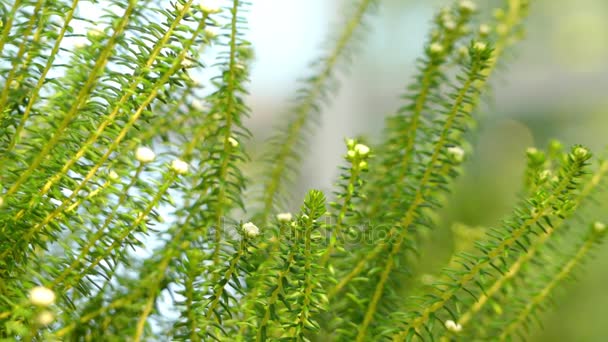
[{"xmin": 0, "ymin": 0, "xmax": 605, "ymax": 341}]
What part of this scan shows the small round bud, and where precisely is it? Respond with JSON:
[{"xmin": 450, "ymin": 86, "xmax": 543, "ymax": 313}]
[
  {"xmin": 473, "ymin": 41, "xmax": 487, "ymax": 51},
  {"xmin": 479, "ymin": 24, "xmax": 491, "ymax": 36},
  {"xmin": 496, "ymin": 23, "xmax": 508, "ymax": 36},
  {"xmin": 29, "ymin": 286, "xmax": 56, "ymax": 307},
  {"xmin": 429, "ymin": 42, "xmax": 444, "ymax": 55},
  {"xmin": 135, "ymin": 147, "xmax": 156, "ymax": 163},
  {"xmin": 445, "ymin": 319, "xmax": 463, "ymax": 333},
  {"xmin": 493, "ymin": 8, "xmax": 505, "ymax": 19},
  {"xmin": 548, "ymin": 139, "xmax": 563, "ymax": 153},
  {"xmin": 346, "ymin": 138, "xmax": 356, "ymax": 148},
  {"xmin": 593, "ymin": 221, "xmax": 606, "ymax": 234},
  {"xmin": 228, "ymin": 137, "xmax": 239, "ymax": 147},
  {"xmin": 459, "ymin": 0, "xmax": 477, "ymax": 13},
  {"xmin": 192, "ymin": 99, "xmax": 205, "ymax": 111},
  {"xmin": 108, "ymin": 170, "xmax": 119, "ymax": 181},
  {"xmin": 447, "ymin": 146, "xmax": 465, "ymax": 163},
  {"xmin": 242, "ymin": 222, "xmax": 260, "ymax": 238},
  {"xmin": 347, "ymin": 150, "xmax": 356, "ymax": 159},
  {"xmin": 200, "ymin": 0, "xmax": 222, "ymax": 14},
  {"xmin": 36, "ymin": 310, "xmax": 54, "ymax": 326},
  {"xmin": 573, "ymin": 147, "xmax": 589, "ymax": 160},
  {"xmin": 87, "ymin": 27, "xmax": 104, "ymax": 39},
  {"xmin": 354, "ymin": 144, "xmax": 370, "ymax": 157},
  {"xmin": 276, "ymin": 212, "xmax": 293, "ymax": 222},
  {"xmin": 443, "ymin": 19, "xmax": 456, "ymax": 31},
  {"xmin": 74, "ymin": 42, "xmax": 86, "ymax": 49},
  {"xmin": 458, "ymin": 46, "xmax": 469, "ymax": 58},
  {"xmin": 526, "ymin": 147, "xmax": 542, "ymax": 159},
  {"xmin": 171, "ymin": 159, "xmax": 189, "ymax": 174},
  {"xmin": 539, "ymin": 169, "xmax": 551, "ymax": 181},
  {"xmin": 359, "ymin": 161, "xmax": 368, "ymax": 169},
  {"xmin": 205, "ymin": 26, "xmax": 220, "ymax": 39},
  {"xmin": 181, "ymin": 58, "xmax": 194, "ymax": 68}
]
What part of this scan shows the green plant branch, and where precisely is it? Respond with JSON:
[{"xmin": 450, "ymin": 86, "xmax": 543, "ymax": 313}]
[
  {"xmin": 211, "ymin": 0, "xmax": 243, "ymax": 272},
  {"xmin": 498, "ymin": 225, "xmax": 605, "ymax": 341},
  {"xmin": 2, "ymin": 0, "xmax": 138, "ymax": 199},
  {"xmin": 49, "ymin": 164, "xmax": 145, "ymax": 288},
  {"xmin": 0, "ymin": 11, "xmax": 209, "ymax": 262},
  {"xmin": 453, "ymin": 159, "xmax": 608, "ymax": 330},
  {"xmin": 33, "ymin": 0, "xmax": 195, "ymax": 197},
  {"xmin": 257, "ymin": 0, "xmax": 375, "ymax": 226},
  {"xmin": 355, "ymin": 47, "xmax": 489, "ymax": 341},
  {"xmin": 393, "ymin": 148, "xmax": 589, "ymax": 340},
  {"xmin": 2, "ymin": 0, "xmax": 80, "ymax": 150},
  {"xmin": 0, "ymin": 0, "xmax": 23, "ymax": 57},
  {"xmin": 0, "ymin": 0, "xmax": 44, "ymax": 112},
  {"xmin": 367, "ymin": 5, "xmax": 472, "ymax": 218}
]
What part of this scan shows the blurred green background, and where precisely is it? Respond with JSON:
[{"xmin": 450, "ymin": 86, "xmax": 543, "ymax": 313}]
[{"xmin": 242, "ymin": 0, "xmax": 608, "ymax": 340}]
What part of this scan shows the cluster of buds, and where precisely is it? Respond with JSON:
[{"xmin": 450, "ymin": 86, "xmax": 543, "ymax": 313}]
[
  {"xmin": 345, "ymin": 139, "xmax": 371, "ymax": 170},
  {"xmin": 134, "ymin": 146, "xmax": 189, "ymax": 175},
  {"xmin": 445, "ymin": 319, "xmax": 463, "ymax": 333},
  {"xmin": 28, "ymin": 286, "xmax": 56, "ymax": 326}
]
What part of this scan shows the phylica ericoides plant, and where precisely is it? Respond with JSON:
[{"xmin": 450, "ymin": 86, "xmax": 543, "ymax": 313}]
[{"xmin": 0, "ymin": 0, "xmax": 606, "ymax": 341}]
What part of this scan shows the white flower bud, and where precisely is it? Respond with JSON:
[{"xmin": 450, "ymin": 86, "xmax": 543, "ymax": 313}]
[
  {"xmin": 458, "ymin": 46, "xmax": 469, "ymax": 58},
  {"xmin": 242, "ymin": 222, "xmax": 259, "ymax": 238},
  {"xmin": 447, "ymin": 146, "xmax": 465, "ymax": 163},
  {"xmin": 135, "ymin": 147, "xmax": 156, "ymax": 163},
  {"xmin": 192, "ymin": 99, "xmax": 205, "ymax": 111},
  {"xmin": 479, "ymin": 24, "xmax": 491, "ymax": 36},
  {"xmin": 200, "ymin": 0, "xmax": 222, "ymax": 14},
  {"xmin": 354, "ymin": 144, "xmax": 370, "ymax": 157},
  {"xmin": 445, "ymin": 319, "xmax": 463, "ymax": 333},
  {"xmin": 87, "ymin": 27, "xmax": 104, "ymax": 39},
  {"xmin": 228, "ymin": 137, "xmax": 239, "ymax": 147},
  {"xmin": 276, "ymin": 212, "xmax": 293, "ymax": 222},
  {"xmin": 430, "ymin": 42, "xmax": 444, "ymax": 55},
  {"xmin": 108, "ymin": 170, "xmax": 119, "ymax": 181},
  {"xmin": 205, "ymin": 26, "xmax": 220, "ymax": 39},
  {"xmin": 539, "ymin": 169, "xmax": 551, "ymax": 181},
  {"xmin": 593, "ymin": 221, "xmax": 606, "ymax": 233},
  {"xmin": 181, "ymin": 58, "xmax": 194, "ymax": 68},
  {"xmin": 459, "ymin": 0, "xmax": 477, "ymax": 13},
  {"xmin": 444, "ymin": 20, "xmax": 456, "ymax": 31},
  {"xmin": 526, "ymin": 147, "xmax": 538, "ymax": 155},
  {"xmin": 171, "ymin": 159, "xmax": 189, "ymax": 174},
  {"xmin": 573, "ymin": 147, "xmax": 589, "ymax": 159},
  {"xmin": 36, "ymin": 310, "xmax": 54, "ymax": 326},
  {"xmin": 473, "ymin": 41, "xmax": 487, "ymax": 51},
  {"xmin": 29, "ymin": 286, "xmax": 56, "ymax": 307}
]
